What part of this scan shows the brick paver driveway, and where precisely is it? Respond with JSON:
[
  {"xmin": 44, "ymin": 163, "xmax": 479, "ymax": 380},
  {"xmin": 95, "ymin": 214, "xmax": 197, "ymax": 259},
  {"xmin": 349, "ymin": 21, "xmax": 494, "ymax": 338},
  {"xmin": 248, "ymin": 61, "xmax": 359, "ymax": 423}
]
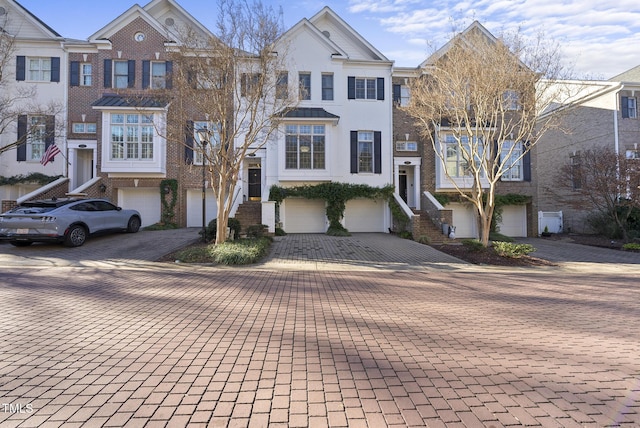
[{"xmin": 1, "ymin": 262, "xmax": 638, "ymax": 427}]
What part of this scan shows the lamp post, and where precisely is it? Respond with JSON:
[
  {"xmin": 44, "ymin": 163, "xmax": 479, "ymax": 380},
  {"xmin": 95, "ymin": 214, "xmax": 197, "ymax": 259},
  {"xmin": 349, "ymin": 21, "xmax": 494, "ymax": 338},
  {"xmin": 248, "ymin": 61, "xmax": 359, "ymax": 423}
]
[{"xmin": 197, "ymin": 128, "xmax": 208, "ymax": 242}]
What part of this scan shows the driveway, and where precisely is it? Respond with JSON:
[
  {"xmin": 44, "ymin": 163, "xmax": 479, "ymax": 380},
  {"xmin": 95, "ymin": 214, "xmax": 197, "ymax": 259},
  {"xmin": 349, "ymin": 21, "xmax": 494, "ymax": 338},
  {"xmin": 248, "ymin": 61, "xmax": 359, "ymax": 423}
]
[{"xmin": 0, "ymin": 228, "xmax": 201, "ymax": 268}]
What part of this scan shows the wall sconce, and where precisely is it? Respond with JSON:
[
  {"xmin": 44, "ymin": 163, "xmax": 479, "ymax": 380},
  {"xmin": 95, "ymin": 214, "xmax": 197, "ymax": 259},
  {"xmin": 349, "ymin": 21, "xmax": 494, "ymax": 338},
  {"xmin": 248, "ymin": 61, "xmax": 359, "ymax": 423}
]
[{"xmin": 99, "ymin": 184, "xmax": 107, "ymax": 193}]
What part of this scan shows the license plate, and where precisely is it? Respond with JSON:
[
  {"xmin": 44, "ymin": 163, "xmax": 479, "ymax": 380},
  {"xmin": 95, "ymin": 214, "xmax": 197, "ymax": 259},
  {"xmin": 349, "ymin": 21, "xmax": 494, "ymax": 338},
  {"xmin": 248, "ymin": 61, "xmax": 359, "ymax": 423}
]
[{"xmin": 16, "ymin": 228, "xmax": 29, "ymax": 234}]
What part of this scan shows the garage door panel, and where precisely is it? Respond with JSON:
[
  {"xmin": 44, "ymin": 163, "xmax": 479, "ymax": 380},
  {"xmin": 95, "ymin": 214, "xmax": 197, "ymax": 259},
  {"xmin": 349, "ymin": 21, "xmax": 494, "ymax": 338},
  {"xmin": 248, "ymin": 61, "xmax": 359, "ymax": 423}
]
[
  {"xmin": 498, "ymin": 205, "xmax": 527, "ymax": 237},
  {"xmin": 450, "ymin": 202, "xmax": 477, "ymax": 239},
  {"xmin": 118, "ymin": 188, "xmax": 161, "ymax": 227},
  {"xmin": 284, "ymin": 199, "xmax": 326, "ymax": 233},
  {"xmin": 344, "ymin": 199, "xmax": 385, "ymax": 232},
  {"xmin": 186, "ymin": 189, "xmax": 218, "ymax": 227}
]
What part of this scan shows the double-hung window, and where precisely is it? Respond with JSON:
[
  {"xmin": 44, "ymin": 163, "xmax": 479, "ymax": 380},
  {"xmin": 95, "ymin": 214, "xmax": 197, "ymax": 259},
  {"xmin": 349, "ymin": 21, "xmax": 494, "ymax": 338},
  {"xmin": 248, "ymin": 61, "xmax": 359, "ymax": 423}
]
[
  {"xmin": 443, "ymin": 134, "xmax": 483, "ymax": 177},
  {"xmin": 276, "ymin": 72, "xmax": 288, "ymax": 99},
  {"xmin": 501, "ymin": 141, "xmax": 523, "ymax": 181},
  {"xmin": 348, "ymin": 76, "xmax": 384, "ymax": 100},
  {"xmin": 622, "ymin": 96, "xmax": 637, "ymax": 118},
  {"xmin": 151, "ymin": 62, "xmax": 167, "ymax": 89},
  {"xmin": 193, "ymin": 121, "xmax": 218, "ymax": 165},
  {"xmin": 321, "ymin": 73, "xmax": 333, "ymax": 100},
  {"xmin": 356, "ymin": 78, "xmax": 376, "ymax": 100},
  {"xmin": 72, "ymin": 122, "xmax": 97, "ymax": 134},
  {"xmin": 503, "ymin": 90, "xmax": 520, "ymax": 110},
  {"xmin": 299, "ymin": 73, "xmax": 311, "ymax": 100},
  {"xmin": 113, "ymin": 61, "xmax": 129, "ymax": 89},
  {"xmin": 28, "ymin": 58, "xmax": 51, "ymax": 81},
  {"xmin": 110, "ymin": 113, "xmax": 154, "ymax": 160},
  {"xmin": 285, "ymin": 125, "xmax": 325, "ymax": 170},
  {"xmin": 357, "ymin": 131, "xmax": 374, "ymax": 173},
  {"xmin": 81, "ymin": 63, "xmax": 92, "ymax": 86},
  {"xmin": 27, "ymin": 116, "xmax": 47, "ymax": 161}
]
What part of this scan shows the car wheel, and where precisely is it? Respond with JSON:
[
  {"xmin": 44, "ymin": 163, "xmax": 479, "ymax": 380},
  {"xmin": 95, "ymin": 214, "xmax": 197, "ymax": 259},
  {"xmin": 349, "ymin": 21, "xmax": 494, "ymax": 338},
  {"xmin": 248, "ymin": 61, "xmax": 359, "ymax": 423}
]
[
  {"xmin": 10, "ymin": 241, "xmax": 33, "ymax": 247},
  {"xmin": 64, "ymin": 225, "xmax": 87, "ymax": 247},
  {"xmin": 127, "ymin": 216, "xmax": 141, "ymax": 233}
]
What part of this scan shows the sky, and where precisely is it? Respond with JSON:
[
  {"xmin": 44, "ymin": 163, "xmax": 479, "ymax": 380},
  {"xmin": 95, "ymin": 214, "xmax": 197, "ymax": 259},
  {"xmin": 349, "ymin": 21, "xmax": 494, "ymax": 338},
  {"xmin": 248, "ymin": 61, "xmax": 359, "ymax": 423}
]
[{"xmin": 16, "ymin": 0, "xmax": 640, "ymax": 79}]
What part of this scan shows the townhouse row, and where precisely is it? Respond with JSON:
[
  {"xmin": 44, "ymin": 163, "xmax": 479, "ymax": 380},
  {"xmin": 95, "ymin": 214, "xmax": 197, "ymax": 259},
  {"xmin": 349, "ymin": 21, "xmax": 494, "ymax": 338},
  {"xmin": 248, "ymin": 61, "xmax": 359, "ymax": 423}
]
[{"xmin": 1, "ymin": 0, "xmax": 637, "ymax": 238}]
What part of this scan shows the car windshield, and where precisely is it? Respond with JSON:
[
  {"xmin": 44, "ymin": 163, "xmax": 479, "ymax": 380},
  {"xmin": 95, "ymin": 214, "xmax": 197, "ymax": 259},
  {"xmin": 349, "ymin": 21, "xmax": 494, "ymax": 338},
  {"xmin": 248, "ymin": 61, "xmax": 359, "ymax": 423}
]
[{"xmin": 7, "ymin": 206, "xmax": 56, "ymax": 214}]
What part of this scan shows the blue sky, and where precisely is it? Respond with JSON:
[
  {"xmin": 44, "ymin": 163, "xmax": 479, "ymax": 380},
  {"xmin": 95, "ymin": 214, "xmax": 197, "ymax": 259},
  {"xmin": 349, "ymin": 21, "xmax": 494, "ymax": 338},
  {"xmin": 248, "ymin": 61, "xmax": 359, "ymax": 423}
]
[{"xmin": 17, "ymin": 0, "xmax": 640, "ymax": 79}]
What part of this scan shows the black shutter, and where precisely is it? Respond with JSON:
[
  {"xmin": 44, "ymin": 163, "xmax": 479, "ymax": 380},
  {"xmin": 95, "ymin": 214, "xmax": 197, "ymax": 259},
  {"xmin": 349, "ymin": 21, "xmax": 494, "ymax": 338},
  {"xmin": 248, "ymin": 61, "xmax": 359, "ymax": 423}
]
[
  {"xmin": 17, "ymin": 115, "xmax": 27, "ymax": 161},
  {"xmin": 350, "ymin": 131, "xmax": 358, "ymax": 173},
  {"xmin": 374, "ymin": 131, "xmax": 382, "ymax": 173},
  {"xmin": 104, "ymin": 59, "xmax": 112, "ymax": 88},
  {"xmin": 142, "ymin": 60, "xmax": 150, "ymax": 89},
  {"xmin": 376, "ymin": 78, "xmax": 384, "ymax": 101},
  {"xmin": 622, "ymin": 96, "xmax": 630, "ymax": 118},
  {"xmin": 166, "ymin": 61, "xmax": 173, "ymax": 89},
  {"xmin": 523, "ymin": 143, "xmax": 531, "ymax": 182},
  {"xmin": 50, "ymin": 57, "xmax": 60, "ymax": 82},
  {"xmin": 185, "ymin": 121, "xmax": 194, "ymax": 164},
  {"xmin": 348, "ymin": 76, "xmax": 355, "ymax": 100},
  {"xmin": 393, "ymin": 84, "xmax": 401, "ymax": 104},
  {"xmin": 45, "ymin": 116, "xmax": 55, "ymax": 149},
  {"xmin": 127, "ymin": 60, "xmax": 136, "ymax": 88},
  {"xmin": 70, "ymin": 61, "xmax": 80, "ymax": 86},
  {"xmin": 16, "ymin": 56, "xmax": 26, "ymax": 81}
]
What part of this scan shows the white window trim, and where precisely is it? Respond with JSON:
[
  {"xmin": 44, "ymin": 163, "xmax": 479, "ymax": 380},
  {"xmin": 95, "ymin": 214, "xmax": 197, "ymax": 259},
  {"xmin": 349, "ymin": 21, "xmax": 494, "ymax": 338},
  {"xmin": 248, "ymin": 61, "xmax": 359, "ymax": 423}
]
[
  {"xmin": 501, "ymin": 141, "xmax": 523, "ymax": 181},
  {"xmin": 285, "ymin": 124, "xmax": 326, "ymax": 170},
  {"xmin": 193, "ymin": 121, "xmax": 219, "ymax": 165},
  {"xmin": 27, "ymin": 57, "xmax": 51, "ymax": 82}
]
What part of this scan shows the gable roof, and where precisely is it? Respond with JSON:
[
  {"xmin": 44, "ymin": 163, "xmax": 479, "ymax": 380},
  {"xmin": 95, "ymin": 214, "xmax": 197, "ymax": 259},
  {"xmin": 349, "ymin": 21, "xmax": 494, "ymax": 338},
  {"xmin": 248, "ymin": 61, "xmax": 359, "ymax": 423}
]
[
  {"xmin": 2, "ymin": 0, "xmax": 62, "ymax": 39},
  {"xmin": 282, "ymin": 6, "xmax": 389, "ymax": 63},
  {"xmin": 609, "ymin": 65, "xmax": 640, "ymax": 83},
  {"xmin": 420, "ymin": 21, "xmax": 498, "ymax": 68}
]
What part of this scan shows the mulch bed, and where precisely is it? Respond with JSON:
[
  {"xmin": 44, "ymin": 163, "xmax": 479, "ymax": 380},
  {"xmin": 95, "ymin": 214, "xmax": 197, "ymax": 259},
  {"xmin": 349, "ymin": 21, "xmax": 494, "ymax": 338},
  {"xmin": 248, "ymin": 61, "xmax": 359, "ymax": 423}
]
[{"xmin": 432, "ymin": 243, "xmax": 556, "ymax": 267}]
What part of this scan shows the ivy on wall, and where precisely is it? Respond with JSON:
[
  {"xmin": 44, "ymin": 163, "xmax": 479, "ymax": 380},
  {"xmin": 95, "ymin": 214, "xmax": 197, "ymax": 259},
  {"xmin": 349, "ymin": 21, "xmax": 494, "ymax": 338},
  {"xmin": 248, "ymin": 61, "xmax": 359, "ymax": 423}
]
[
  {"xmin": 0, "ymin": 173, "xmax": 63, "ymax": 186},
  {"xmin": 269, "ymin": 182, "xmax": 394, "ymax": 235},
  {"xmin": 160, "ymin": 179, "xmax": 178, "ymax": 227}
]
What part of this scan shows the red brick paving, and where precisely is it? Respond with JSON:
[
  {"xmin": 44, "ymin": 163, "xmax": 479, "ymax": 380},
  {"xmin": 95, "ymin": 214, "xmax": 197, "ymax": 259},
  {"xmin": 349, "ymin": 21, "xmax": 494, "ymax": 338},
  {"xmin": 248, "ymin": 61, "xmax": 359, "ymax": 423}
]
[{"xmin": 0, "ymin": 266, "xmax": 639, "ymax": 427}]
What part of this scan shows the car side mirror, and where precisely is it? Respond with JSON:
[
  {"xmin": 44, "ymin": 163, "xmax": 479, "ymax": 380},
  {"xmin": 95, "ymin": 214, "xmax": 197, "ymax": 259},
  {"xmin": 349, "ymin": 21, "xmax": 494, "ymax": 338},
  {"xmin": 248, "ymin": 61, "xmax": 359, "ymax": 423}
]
[{"xmin": 117, "ymin": 207, "xmax": 122, "ymax": 211}]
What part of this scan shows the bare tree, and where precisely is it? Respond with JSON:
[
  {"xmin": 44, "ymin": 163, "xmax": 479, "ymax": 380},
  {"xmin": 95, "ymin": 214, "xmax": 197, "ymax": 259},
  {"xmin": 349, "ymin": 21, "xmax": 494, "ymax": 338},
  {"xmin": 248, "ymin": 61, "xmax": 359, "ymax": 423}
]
[
  {"xmin": 405, "ymin": 23, "xmax": 572, "ymax": 246},
  {"xmin": 559, "ymin": 147, "xmax": 640, "ymax": 241},
  {"xmin": 0, "ymin": 16, "xmax": 64, "ymax": 156},
  {"xmin": 166, "ymin": 0, "xmax": 295, "ymax": 244}
]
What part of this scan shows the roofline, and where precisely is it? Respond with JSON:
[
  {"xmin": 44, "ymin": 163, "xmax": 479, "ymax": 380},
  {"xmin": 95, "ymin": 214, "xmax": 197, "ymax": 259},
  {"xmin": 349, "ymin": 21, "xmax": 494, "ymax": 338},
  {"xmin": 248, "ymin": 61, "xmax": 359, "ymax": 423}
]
[{"xmin": 12, "ymin": 0, "xmax": 63, "ymax": 38}]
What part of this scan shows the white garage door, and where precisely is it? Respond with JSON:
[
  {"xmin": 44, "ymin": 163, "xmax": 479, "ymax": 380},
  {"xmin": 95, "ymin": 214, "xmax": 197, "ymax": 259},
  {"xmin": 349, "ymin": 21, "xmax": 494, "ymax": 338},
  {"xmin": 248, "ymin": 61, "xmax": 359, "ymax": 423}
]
[
  {"xmin": 283, "ymin": 199, "xmax": 326, "ymax": 233},
  {"xmin": 186, "ymin": 189, "xmax": 218, "ymax": 227},
  {"xmin": 450, "ymin": 202, "xmax": 477, "ymax": 238},
  {"xmin": 118, "ymin": 188, "xmax": 161, "ymax": 227},
  {"xmin": 498, "ymin": 205, "xmax": 527, "ymax": 237},
  {"xmin": 344, "ymin": 199, "xmax": 385, "ymax": 232}
]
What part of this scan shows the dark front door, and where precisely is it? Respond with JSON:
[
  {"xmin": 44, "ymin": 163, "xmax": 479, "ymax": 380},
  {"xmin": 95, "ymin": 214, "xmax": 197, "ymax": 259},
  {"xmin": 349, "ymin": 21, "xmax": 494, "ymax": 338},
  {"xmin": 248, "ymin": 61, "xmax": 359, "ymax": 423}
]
[
  {"xmin": 399, "ymin": 174, "xmax": 408, "ymax": 203},
  {"xmin": 248, "ymin": 168, "xmax": 261, "ymax": 200}
]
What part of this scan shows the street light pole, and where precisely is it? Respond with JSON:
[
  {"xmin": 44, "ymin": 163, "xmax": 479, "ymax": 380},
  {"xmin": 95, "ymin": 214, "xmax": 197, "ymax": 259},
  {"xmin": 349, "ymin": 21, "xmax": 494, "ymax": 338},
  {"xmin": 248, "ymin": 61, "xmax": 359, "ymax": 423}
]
[{"xmin": 197, "ymin": 129, "xmax": 208, "ymax": 242}]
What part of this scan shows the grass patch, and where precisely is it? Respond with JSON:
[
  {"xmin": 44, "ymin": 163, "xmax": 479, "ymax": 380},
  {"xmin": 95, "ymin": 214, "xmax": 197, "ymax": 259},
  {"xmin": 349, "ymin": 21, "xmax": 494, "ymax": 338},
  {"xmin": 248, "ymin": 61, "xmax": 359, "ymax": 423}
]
[
  {"xmin": 622, "ymin": 242, "xmax": 640, "ymax": 252},
  {"xmin": 175, "ymin": 237, "xmax": 272, "ymax": 265},
  {"xmin": 489, "ymin": 231, "xmax": 514, "ymax": 242},
  {"xmin": 144, "ymin": 222, "xmax": 179, "ymax": 231}
]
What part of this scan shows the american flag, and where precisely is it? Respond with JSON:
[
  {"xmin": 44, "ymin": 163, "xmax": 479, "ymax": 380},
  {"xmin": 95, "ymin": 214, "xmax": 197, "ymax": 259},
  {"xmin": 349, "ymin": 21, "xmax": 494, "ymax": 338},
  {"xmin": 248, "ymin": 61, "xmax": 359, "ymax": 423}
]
[{"xmin": 40, "ymin": 144, "xmax": 61, "ymax": 166}]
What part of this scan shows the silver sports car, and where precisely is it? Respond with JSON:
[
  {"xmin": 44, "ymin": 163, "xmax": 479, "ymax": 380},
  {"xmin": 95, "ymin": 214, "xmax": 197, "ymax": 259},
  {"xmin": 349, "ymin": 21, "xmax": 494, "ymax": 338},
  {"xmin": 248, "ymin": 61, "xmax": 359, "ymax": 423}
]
[{"xmin": 0, "ymin": 198, "xmax": 141, "ymax": 247}]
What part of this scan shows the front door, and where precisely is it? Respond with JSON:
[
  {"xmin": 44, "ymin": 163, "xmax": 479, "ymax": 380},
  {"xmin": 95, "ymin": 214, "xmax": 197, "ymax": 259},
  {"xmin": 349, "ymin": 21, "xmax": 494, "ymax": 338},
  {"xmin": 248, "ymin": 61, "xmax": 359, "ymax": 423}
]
[
  {"xmin": 248, "ymin": 168, "xmax": 261, "ymax": 201},
  {"xmin": 399, "ymin": 173, "xmax": 408, "ymax": 203}
]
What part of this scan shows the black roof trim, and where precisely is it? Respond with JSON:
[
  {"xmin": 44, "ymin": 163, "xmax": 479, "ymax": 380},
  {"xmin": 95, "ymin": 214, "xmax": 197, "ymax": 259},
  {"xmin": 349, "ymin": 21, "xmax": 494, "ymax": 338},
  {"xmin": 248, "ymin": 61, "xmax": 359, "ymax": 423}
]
[
  {"xmin": 280, "ymin": 107, "xmax": 340, "ymax": 119},
  {"xmin": 92, "ymin": 94, "xmax": 169, "ymax": 108}
]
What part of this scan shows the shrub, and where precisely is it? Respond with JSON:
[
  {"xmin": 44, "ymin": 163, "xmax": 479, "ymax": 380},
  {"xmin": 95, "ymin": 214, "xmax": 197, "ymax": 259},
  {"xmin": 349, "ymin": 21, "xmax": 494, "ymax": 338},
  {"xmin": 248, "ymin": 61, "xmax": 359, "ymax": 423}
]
[
  {"xmin": 622, "ymin": 242, "xmax": 640, "ymax": 252},
  {"xmin": 461, "ymin": 239, "xmax": 484, "ymax": 251},
  {"xmin": 201, "ymin": 217, "xmax": 242, "ymax": 241},
  {"xmin": 416, "ymin": 235, "xmax": 430, "ymax": 245},
  {"xmin": 144, "ymin": 222, "xmax": 179, "ymax": 231},
  {"xmin": 489, "ymin": 231, "xmax": 514, "ymax": 242},
  {"xmin": 275, "ymin": 227, "xmax": 287, "ymax": 236},
  {"xmin": 246, "ymin": 224, "xmax": 268, "ymax": 238},
  {"xmin": 327, "ymin": 225, "xmax": 351, "ymax": 236},
  {"xmin": 398, "ymin": 230, "xmax": 413, "ymax": 240},
  {"xmin": 210, "ymin": 237, "xmax": 271, "ymax": 265},
  {"xmin": 493, "ymin": 241, "xmax": 535, "ymax": 258}
]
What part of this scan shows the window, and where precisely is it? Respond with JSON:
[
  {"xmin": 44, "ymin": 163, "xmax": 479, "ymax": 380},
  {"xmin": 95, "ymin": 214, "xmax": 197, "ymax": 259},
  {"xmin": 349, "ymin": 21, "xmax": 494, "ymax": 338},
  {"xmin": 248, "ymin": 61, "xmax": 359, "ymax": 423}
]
[
  {"xmin": 151, "ymin": 62, "xmax": 167, "ymax": 89},
  {"xmin": 357, "ymin": 132, "xmax": 374, "ymax": 173},
  {"xmin": 193, "ymin": 121, "xmax": 218, "ymax": 165},
  {"xmin": 113, "ymin": 60, "xmax": 129, "ymax": 89},
  {"xmin": 501, "ymin": 141, "xmax": 523, "ymax": 181},
  {"xmin": 72, "ymin": 123, "xmax": 97, "ymax": 134},
  {"xmin": 299, "ymin": 72, "xmax": 311, "ymax": 100},
  {"xmin": 28, "ymin": 58, "xmax": 51, "ymax": 81},
  {"xmin": 622, "ymin": 96, "xmax": 637, "ymax": 118},
  {"xmin": 27, "ymin": 116, "xmax": 46, "ymax": 161},
  {"xmin": 110, "ymin": 113, "xmax": 154, "ymax": 160},
  {"xmin": 241, "ymin": 73, "xmax": 262, "ymax": 97},
  {"xmin": 322, "ymin": 73, "xmax": 333, "ymax": 101},
  {"xmin": 348, "ymin": 76, "xmax": 384, "ymax": 100},
  {"xmin": 443, "ymin": 134, "xmax": 483, "ymax": 178},
  {"xmin": 395, "ymin": 141, "xmax": 417, "ymax": 152},
  {"xmin": 285, "ymin": 124, "xmax": 325, "ymax": 170},
  {"xmin": 503, "ymin": 90, "xmax": 520, "ymax": 110},
  {"xmin": 81, "ymin": 63, "xmax": 92, "ymax": 86},
  {"xmin": 276, "ymin": 72, "xmax": 288, "ymax": 99},
  {"xmin": 393, "ymin": 84, "xmax": 410, "ymax": 106},
  {"xmin": 626, "ymin": 149, "xmax": 640, "ymax": 159}
]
